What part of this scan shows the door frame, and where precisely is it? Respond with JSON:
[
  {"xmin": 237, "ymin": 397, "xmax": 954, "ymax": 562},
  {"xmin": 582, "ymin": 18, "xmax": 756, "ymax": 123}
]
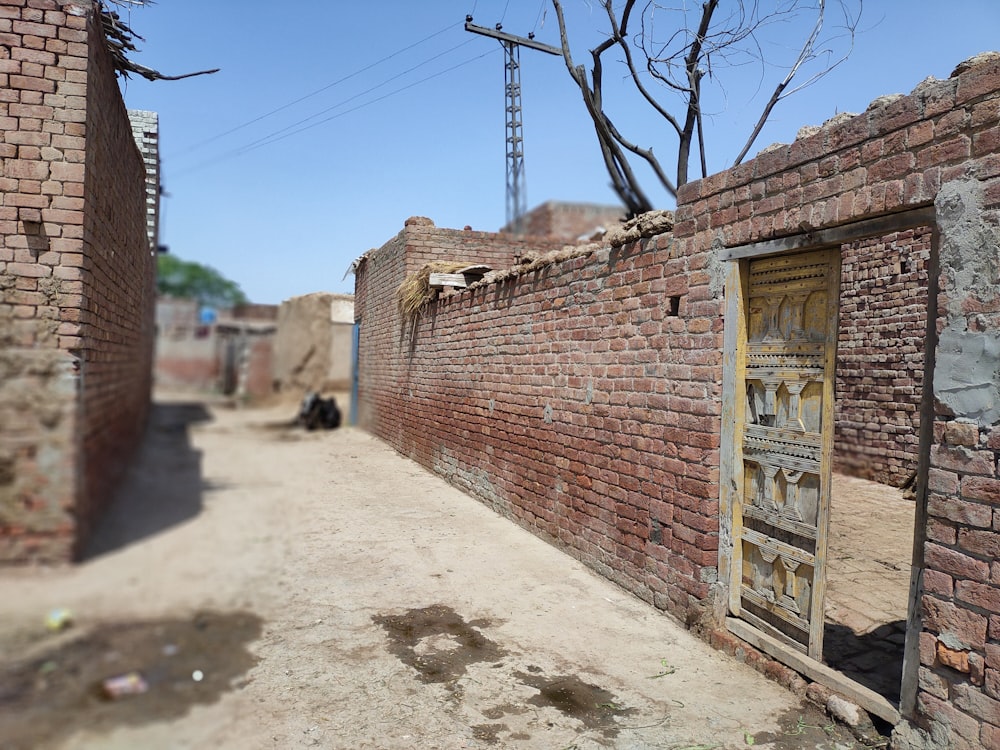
[
  {"xmin": 717, "ymin": 206, "xmax": 937, "ymax": 724},
  {"xmin": 350, "ymin": 320, "xmax": 361, "ymax": 426}
]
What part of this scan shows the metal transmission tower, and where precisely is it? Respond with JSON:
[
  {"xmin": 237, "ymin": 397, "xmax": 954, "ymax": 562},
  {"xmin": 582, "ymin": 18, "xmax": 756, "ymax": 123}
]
[{"xmin": 465, "ymin": 18, "xmax": 560, "ymax": 233}]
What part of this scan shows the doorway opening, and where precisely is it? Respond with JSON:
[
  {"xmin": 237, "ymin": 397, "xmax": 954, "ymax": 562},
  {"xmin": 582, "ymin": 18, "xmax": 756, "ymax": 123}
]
[
  {"xmin": 824, "ymin": 225, "xmax": 934, "ymax": 705},
  {"xmin": 720, "ymin": 208, "xmax": 937, "ymax": 724}
]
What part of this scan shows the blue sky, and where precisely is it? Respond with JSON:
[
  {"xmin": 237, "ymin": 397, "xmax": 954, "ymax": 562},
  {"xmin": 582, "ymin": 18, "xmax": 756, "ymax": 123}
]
[{"xmin": 119, "ymin": 1, "xmax": 1000, "ymax": 305}]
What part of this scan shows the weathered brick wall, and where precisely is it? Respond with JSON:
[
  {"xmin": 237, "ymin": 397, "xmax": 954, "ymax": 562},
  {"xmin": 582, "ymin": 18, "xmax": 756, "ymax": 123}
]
[
  {"xmin": 127, "ymin": 109, "xmax": 158, "ymax": 252},
  {"xmin": 358, "ymin": 222, "xmax": 721, "ymax": 616},
  {"xmin": 231, "ymin": 302, "xmax": 278, "ymax": 321},
  {"xmin": 75, "ymin": 6, "xmax": 154, "ymax": 551},
  {"xmin": 358, "ymin": 53, "xmax": 1000, "ymax": 745},
  {"xmin": 154, "ymin": 297, "xmax": 217, "ymax": 392},
  {"xmin": 917, "ymin": 181, "xmax": 1000, "ymax": 749},
  {"xmin": 836, "ymin": 227, "xmax": 932, "ymax": 487},
  {"xmin": 155, "ymin": 310, "xmax": 279, "ymax": 400},
  {"xmin": 672, "ymin": 54, "xmax": 999, "ymax": 749},
  {"xmin": 355, "ymin": 218, "xmax": 567, "ymax": 437},
  {"xmin": 399, "ymin": 217, "xmax": 569, "ymax": 272},
  {"xmin": 0, "ymin": 0, "xmax": 154, "ymax": 561},
  {"xmin": 355, "ymin": 232, "xmax": 403, "ymax": 435},
  {"xmin": 241, "ymin": 335, "xmax": 273, "ymax": 400}
]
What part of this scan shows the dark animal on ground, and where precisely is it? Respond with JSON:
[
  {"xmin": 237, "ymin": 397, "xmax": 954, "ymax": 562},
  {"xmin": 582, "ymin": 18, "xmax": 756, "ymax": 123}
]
[{"xmin": 298, "ymin": 392, "xmax": 341, "ymax": 430}]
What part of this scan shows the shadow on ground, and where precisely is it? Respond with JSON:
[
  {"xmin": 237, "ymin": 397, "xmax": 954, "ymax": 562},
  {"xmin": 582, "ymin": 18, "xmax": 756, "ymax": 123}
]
[
  {"xmin": 824, "ymin": 620, "xmax": 905, "ymax": 704},
  {"xmin": 84, "ymin": 402, "xmax": 217, "ymax": 559}
]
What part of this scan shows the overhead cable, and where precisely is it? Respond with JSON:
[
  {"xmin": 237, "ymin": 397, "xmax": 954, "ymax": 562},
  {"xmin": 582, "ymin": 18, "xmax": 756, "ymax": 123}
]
[
  {"xmin": 170, "ymin": 48, "xmax": 499, "ymax": 178},
  {"xmin": 170, "ymin": 21, "xmax": 461, "ymax": 159}
]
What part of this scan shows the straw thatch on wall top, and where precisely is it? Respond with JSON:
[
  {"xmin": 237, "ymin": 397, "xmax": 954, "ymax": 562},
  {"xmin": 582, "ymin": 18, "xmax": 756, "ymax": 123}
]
[{"xmin": 396, "ymin": 262, "xmax": 470, "ymax": 321}]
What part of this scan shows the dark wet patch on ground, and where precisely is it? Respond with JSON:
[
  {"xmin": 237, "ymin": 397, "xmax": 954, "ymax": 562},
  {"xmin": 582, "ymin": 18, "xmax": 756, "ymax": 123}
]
[
  {"xmin": 751, "ymin": 703, "xmax": 879, "ymax": 749},
  {"xmin": 481, "ymin": 701, "xmax": 528, "ymax": 720},
  {"xmin": 372, "ymin": 604, "xmax": 503, "ymax": 684},
  {"xmin": 0, "ymin": 611, "xmax": 261, "ymax": 750},
  {"xmin": 471, "ymin": 722, "xmax": 506, "ymax": 744},
  {"xmin": 375, "ymin": 605, "xmax": 636, "ymax": 742},
  {"xmin": 515, "ymin": 671, "xmax": 635, "ymax": 738}
]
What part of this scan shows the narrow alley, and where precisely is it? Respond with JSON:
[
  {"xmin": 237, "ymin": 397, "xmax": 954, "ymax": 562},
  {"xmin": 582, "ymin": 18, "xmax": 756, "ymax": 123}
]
[{"xmin": 0, "ymin": 396, "xmax": 864, "ymax": 750}]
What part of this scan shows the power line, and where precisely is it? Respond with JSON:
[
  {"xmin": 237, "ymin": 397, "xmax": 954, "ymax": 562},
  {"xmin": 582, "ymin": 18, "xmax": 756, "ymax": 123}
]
[
  {"xmin": 532, "ymin": 1, "xmax": 547, "ymax": 34},
  {"xmin": 233, "ymin": 39, "xmax": 476, "ymax": 156},
  {"xmin": 236, "ymin": 49, "xmax": 498, "ymax": 155},
  {"xmin": 169, "ymin": 21, "xmax": 461, "ymax": 159},
  {"xmin": 170, "ymin": 48, "xmax": 499, "ymax": 178}
]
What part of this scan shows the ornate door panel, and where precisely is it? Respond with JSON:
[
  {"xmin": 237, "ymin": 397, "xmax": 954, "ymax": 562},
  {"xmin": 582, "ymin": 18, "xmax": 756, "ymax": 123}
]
[{"xmin": 732, "ymin": 248, "xmax": 840, "ymax": 659}]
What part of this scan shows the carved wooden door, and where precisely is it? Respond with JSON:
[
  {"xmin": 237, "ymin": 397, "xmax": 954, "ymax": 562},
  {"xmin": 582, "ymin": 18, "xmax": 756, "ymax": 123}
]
[{"xmin": 732, "ymin": 248, "xmax": 840, "ymax": 660}]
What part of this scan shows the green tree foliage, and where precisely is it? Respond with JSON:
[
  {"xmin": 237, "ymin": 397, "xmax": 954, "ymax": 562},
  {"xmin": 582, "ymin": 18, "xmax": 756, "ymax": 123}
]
[{"xmin": 156, "ymin": 254, "xmax": 249, "ymax": 309}]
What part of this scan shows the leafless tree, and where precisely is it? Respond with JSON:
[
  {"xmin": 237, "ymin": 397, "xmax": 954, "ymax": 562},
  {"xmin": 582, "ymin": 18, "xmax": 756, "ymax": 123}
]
[{"xmin": 551, "ymin": 0, "xmax": 861, "ymax": 215}]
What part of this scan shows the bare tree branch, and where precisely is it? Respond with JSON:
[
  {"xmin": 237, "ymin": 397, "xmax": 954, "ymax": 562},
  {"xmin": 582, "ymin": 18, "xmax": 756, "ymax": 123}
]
[
  {"xmin": 676, "ymin": 0, "xmax": 718, "ymax": 186},
  {"xmin": 552, "ymin": 0, "xmax": 678, "ymax": 213},
  {"xmin": 551, "ymin": 0, "xmax": 860, "ymax": 211},
  {"xmin": 101, "ymin": 1, "xmax": 220, "ymax": 82},
  {"xmin": 731, "ymin": 0, "xmax": 859, "ymax": 165},
  {"xmin": 602, "ymin": 1, "xmax": 684, "ymax": 134}
]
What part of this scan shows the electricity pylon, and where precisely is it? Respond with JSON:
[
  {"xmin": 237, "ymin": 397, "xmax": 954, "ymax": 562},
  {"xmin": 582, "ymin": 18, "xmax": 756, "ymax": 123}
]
[{"xmin": 465, "ymin": 19, "xmax": 561, "ymax": 233}]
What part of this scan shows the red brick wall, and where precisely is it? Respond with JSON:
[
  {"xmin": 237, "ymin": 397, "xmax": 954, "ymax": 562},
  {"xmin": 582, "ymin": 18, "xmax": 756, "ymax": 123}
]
[
  {"xmin": 358, "ymin": 222, "xmax": 720, "ymax": 617},
  {"xmin": 231, "ymin": 302, "xmax": 278, "ymax": 321},
  {"xmin": 358, "ymin": 54, "xmax": 1000, "ymax": 743},
  {"xmin": 504, "ymin": 201, "xmax": 625, "ymax": 240},
  {"xmin": 242, "ymin": 336, "xmax": 274, "ymax": 400},
  {"xmin": 673, "ymin": 55, "xmax": 999, "ymax": 748},
  {"xmin": 355, "ymin": 218, "xmax": 568, "ymax": 437},
  {"xmin": 398, "ymin": 217, "xmax": 569, "ymax": 272},
  {"xmin": 0, "ymin": 1, "xmax": 154, "ymax": 561},
  {"xmin": 836, "ymin": 227, "xmax": 932, "ymax": 487},
  {"xmin": 155, "ymin": 346, "xmax": 220, "ymax": 391},
  {"xmin": 75, "ymin": 8, "xmax": 154, "ymax": 551},
  {"xmin": 154, "ymin": 299, "xmax": 282, "ymax": 396},
  {"xmin": 917, "ymin": 186, "xmax": 1000, "ymax": 749}
]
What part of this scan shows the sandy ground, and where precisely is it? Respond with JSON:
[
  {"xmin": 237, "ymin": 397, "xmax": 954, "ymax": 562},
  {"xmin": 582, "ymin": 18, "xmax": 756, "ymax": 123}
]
[{"xmin": 0, "ymin": 395, "xmax": 866, "ymax": 750}]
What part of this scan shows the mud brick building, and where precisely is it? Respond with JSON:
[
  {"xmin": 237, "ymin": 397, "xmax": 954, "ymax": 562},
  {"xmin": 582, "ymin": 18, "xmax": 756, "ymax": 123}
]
[
  {"xmin": 0, "ymin": 0, "xmax": 155, "ymax": 561},
  {"xmin": 272, "ymin": 292, "xmax": 355, "ymax": 397},
  {"xmin": 356, "ymin": 54, "xmax": 1000, "ymax": 748}
]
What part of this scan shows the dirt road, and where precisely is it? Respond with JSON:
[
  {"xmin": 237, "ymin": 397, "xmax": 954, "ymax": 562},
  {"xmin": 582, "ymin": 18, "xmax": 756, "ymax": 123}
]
[{"xmin": 0, "ymin": 396, "xmax": 862, "ymax": 749}]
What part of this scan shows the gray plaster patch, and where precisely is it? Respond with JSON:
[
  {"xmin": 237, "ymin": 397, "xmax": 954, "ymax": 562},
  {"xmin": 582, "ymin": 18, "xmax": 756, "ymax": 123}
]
[
  {"xmin": 936, "ymin": 182, "xmax": 1000, "ymax": 309},
  {"xmin": 936, "ymin": 632, "xmax": 968, "ymax": 651},
  {"xmin": 543, "ymin": 404, "xmax": 553, "ymax": 424},
  {"xmin": 933, "ymin": 180, "xmax": 1000, "ymax": 426},
  {"xmin": 709, "ymin": 232, "xmax": 728, "ymax": 297},
  {"xmin": 934, "ymin": 327, "xmax": 1000, "ymax": 424},
  {"xmin": 890, "ymin": 718, "xmax": 952, "ymax": 750}
]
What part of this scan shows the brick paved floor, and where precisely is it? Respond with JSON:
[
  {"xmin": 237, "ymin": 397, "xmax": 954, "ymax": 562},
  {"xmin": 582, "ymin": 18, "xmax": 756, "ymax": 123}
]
[{"xmin": 824, "ymin": 473, "xmax": 916, "ymax": 703}]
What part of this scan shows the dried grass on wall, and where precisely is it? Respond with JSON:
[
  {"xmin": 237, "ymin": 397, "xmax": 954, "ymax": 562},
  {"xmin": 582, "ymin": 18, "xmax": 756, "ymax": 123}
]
[{"xmin": 396, "ymin": 261, "xmax": 469, "ymax": 321}]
